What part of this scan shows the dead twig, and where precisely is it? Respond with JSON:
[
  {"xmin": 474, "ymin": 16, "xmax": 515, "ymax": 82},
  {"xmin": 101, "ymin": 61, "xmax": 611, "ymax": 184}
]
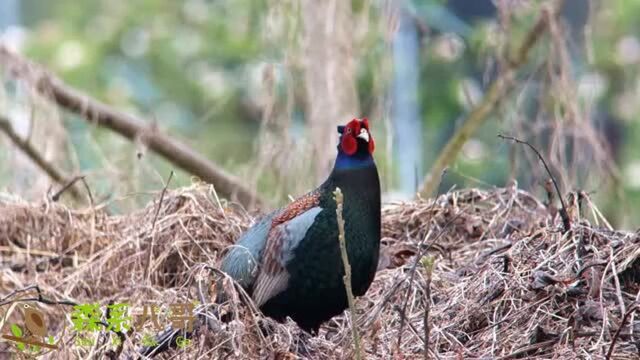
[
  {"xmin": 104, "ymin": 301, "xmax": 126, "ymax": 359},
  {"xmin": 0, "ymin": 115, "xmax": 83, "ymax": 201},
  {"xmin": 497, "ymin": 339, "xmax": 558, "ymax": 360},
  {"xmin": 498, "ymin": 134, "xmax": 571, "ymax": 233},
  {"xmin": 393, "ymin": 304, "xmax": 426, "ymax": 345},
  {"xmin": 151, "ymin": 171, "xmax": 174, "ymax": 231},
  {"xmin": 146, "ymin": 170, "xmax": 175, "ymax": 280},
  {"xmin": 605, "ymin": 304, "xmax": 638, "ymax": 360},
  {"xmin": 80, "ymin": 176, "xmax": 95, "ymax": 207},
  {"xmin": 51, "ymin": 175, "xmax": 85, "ymax": 201},
  {"xmin": 0, "ymin": 285, "xmax": 76, "ymax": 307},
  {"xmin": 421, "ymin": 256, "xmax": 435, "ymax": 359}
]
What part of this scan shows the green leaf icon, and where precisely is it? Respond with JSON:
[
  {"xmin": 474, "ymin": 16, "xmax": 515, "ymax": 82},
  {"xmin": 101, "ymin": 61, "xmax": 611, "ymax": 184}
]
[{"xmin": 10, "ymin": 324, "xmax": 23, "ymax": 337}]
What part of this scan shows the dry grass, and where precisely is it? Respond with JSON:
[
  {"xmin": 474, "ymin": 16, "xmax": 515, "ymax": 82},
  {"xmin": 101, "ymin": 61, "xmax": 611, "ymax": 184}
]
[{"xmin": 0, "ymin": 184, "xmax": 639, "ymax": 359}]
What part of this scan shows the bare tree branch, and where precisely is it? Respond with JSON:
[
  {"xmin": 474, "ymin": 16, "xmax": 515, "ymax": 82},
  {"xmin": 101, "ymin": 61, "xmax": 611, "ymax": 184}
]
[
  {"xmin": 0, "ymin": 45, "xmax": 264, "ymax": 208},
  {"xmin": 0, "ymin": 115, "xmax": 84, "ymax": 201},
  {"xmin": 418, "ymin": 1, "xmax": 565, "ymax": 197}
]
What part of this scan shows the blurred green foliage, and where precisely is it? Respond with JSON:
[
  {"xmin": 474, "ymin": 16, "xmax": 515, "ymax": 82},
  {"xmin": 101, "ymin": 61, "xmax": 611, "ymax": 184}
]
[
  {"xmin": 23, "ymin": 0, "xmax": 266, "ymax": 169},
  {"xmin": 3, "ymin": 0, "xmax": 640, "ymax": 227}
]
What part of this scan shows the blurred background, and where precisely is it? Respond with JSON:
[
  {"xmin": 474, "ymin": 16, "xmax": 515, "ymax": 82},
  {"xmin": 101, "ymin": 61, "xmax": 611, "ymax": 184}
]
[{"xmin": 0, "ymin": 0, "xmax": 639, "ymax": 228}]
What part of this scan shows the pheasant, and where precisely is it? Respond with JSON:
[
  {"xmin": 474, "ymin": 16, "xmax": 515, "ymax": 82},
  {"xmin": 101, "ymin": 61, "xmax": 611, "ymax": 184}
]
[{"xmin": 139, "ymin": 118, "xmax": 380, "ymax": 356}]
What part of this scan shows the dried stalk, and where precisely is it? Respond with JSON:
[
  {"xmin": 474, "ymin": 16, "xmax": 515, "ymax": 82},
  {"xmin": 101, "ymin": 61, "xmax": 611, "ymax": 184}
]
[
  {"xmin": 421, "ymin": 256, "xmax": 435, "ymax": 360},
  {"xmin": 333, "ymin": 187, "xmax": 362, "ymax": 360}
]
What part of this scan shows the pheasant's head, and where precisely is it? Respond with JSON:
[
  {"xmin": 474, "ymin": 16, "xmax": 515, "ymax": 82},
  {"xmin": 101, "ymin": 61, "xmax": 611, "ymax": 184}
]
[{"xmin": 337, "ymin": 118, "xmax": 375, "ymax": 156}]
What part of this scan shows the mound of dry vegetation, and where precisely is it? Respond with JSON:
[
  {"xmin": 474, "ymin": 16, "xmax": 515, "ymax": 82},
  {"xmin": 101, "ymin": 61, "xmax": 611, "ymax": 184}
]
[{"xmin": 1, "ymin": 184, "xmax": 639, "ymax": 359}]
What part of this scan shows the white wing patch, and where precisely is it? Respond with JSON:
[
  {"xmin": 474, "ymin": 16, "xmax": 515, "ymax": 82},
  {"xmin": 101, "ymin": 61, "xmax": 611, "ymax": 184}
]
[{"xmin": 252, "ymin": 207, "xmax": 322, "ymax": 306}]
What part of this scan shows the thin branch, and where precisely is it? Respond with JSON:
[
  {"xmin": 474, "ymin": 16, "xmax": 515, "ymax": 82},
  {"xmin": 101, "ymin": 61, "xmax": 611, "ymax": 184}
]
[
  {"xmin": 393, "ymin": 304, "xmax": 426, "ymax": 345},
  {"xmin": 606, "ymin": 305, "xmax": 638, "ymax": 360},
  {"xmin": 0, "ymin": 115, "xmax": 83, "ymax": 201},
  {"xmin": 80, "ymin": 176, "xmax": 95, "ymax": 206},
  {"xmin": 0, "ymin": 285, "xmax": 78, "ymax": 308},
  {"xmin": 146, "ymin": 171, "xmax": 174, "ymax": 280},
  {"xmin": 151, "ymin": 171, "xmax": 174, "ymax": 231},
  {"xmin": 0, "ymin": 46, "xmax": 263, "ymax": 209},
  {"xmin": 144, "ymin": 170, "xmax": 173, "ymax": 279},
  {"xmin": 419, "ymin": 1, "xmax": 564, "ymax": 197},
  {"xmin": 421, "ymin": 256, "xmax": 435, "ymax": 360},
  {"xmin": 333, "ymin": 187, "xmax": 362, "ymax": 360},
  {"xmin": 497, "ymin": 339, "xmax": 558, "ymax": 360},
  {"xmin": 51, "ymin": 175, "xmax": 85, "ymax": 201},
  {"xmin": 498, "ymin": 134, "xmax": 571, "ymax": 233},
  {"xmin": 4, "ymin": 246, "xmax": 86, "ymax": 273},
  {"xmin": 104, "ymin": 301, "xmax": 126, "ymax": 358}
]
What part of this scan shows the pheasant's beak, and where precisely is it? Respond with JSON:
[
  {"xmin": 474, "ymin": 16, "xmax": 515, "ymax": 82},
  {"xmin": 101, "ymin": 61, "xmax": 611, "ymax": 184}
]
[{"xmin": 357, "ymin": 129, "xmax": 370, "ymax": 142}]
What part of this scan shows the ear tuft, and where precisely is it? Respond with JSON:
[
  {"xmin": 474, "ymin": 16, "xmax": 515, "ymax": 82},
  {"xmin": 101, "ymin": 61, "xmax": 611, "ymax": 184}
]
[{"xmin": 337, "ymin": 125, "xmax": 345, "ymax": 134}]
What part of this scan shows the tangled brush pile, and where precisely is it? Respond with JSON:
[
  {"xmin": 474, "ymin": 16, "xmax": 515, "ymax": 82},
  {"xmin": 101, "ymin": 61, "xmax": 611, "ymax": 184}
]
[{"xmin": 1, "ymin": 184, "xmax": 638, "ymax": 359}]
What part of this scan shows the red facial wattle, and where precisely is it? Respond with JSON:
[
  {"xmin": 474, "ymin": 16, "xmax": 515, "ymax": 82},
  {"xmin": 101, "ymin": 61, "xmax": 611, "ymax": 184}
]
[
  {"xmin": 340, "ymin": 119, "xmax": 359, "ymax": 155},
  {"xmin": 341, "ymin": 134, "xmax": 358, "ymax": 155},
  {"xmin": 340, "ymin": 118, "xmax": 375, "ymax": 155}
]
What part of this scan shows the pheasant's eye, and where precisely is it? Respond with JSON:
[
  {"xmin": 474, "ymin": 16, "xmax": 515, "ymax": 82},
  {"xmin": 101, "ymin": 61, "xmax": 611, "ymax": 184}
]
[{"xmin": 347, "ymin": 128, "xmax": 353, "ymax": 134}]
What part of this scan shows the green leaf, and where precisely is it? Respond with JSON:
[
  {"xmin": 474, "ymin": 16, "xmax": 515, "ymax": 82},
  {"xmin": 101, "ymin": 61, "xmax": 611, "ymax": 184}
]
[
  {"xmin": 46, "ymin": 335, "xmax": 55, "ymax": 344},
  {"xmin": 420, "ymin": 255, "xmax": 435, "ymax": 275},
  {"xmin": 10, "ymin": 324, "xmax": 23, "ymax": 337}
]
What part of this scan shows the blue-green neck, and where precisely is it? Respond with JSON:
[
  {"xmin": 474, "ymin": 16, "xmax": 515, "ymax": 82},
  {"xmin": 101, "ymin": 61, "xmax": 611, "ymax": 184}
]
[{"xmin": 334, "ymin": 150, "xmax": 375, "ymax": 170}]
